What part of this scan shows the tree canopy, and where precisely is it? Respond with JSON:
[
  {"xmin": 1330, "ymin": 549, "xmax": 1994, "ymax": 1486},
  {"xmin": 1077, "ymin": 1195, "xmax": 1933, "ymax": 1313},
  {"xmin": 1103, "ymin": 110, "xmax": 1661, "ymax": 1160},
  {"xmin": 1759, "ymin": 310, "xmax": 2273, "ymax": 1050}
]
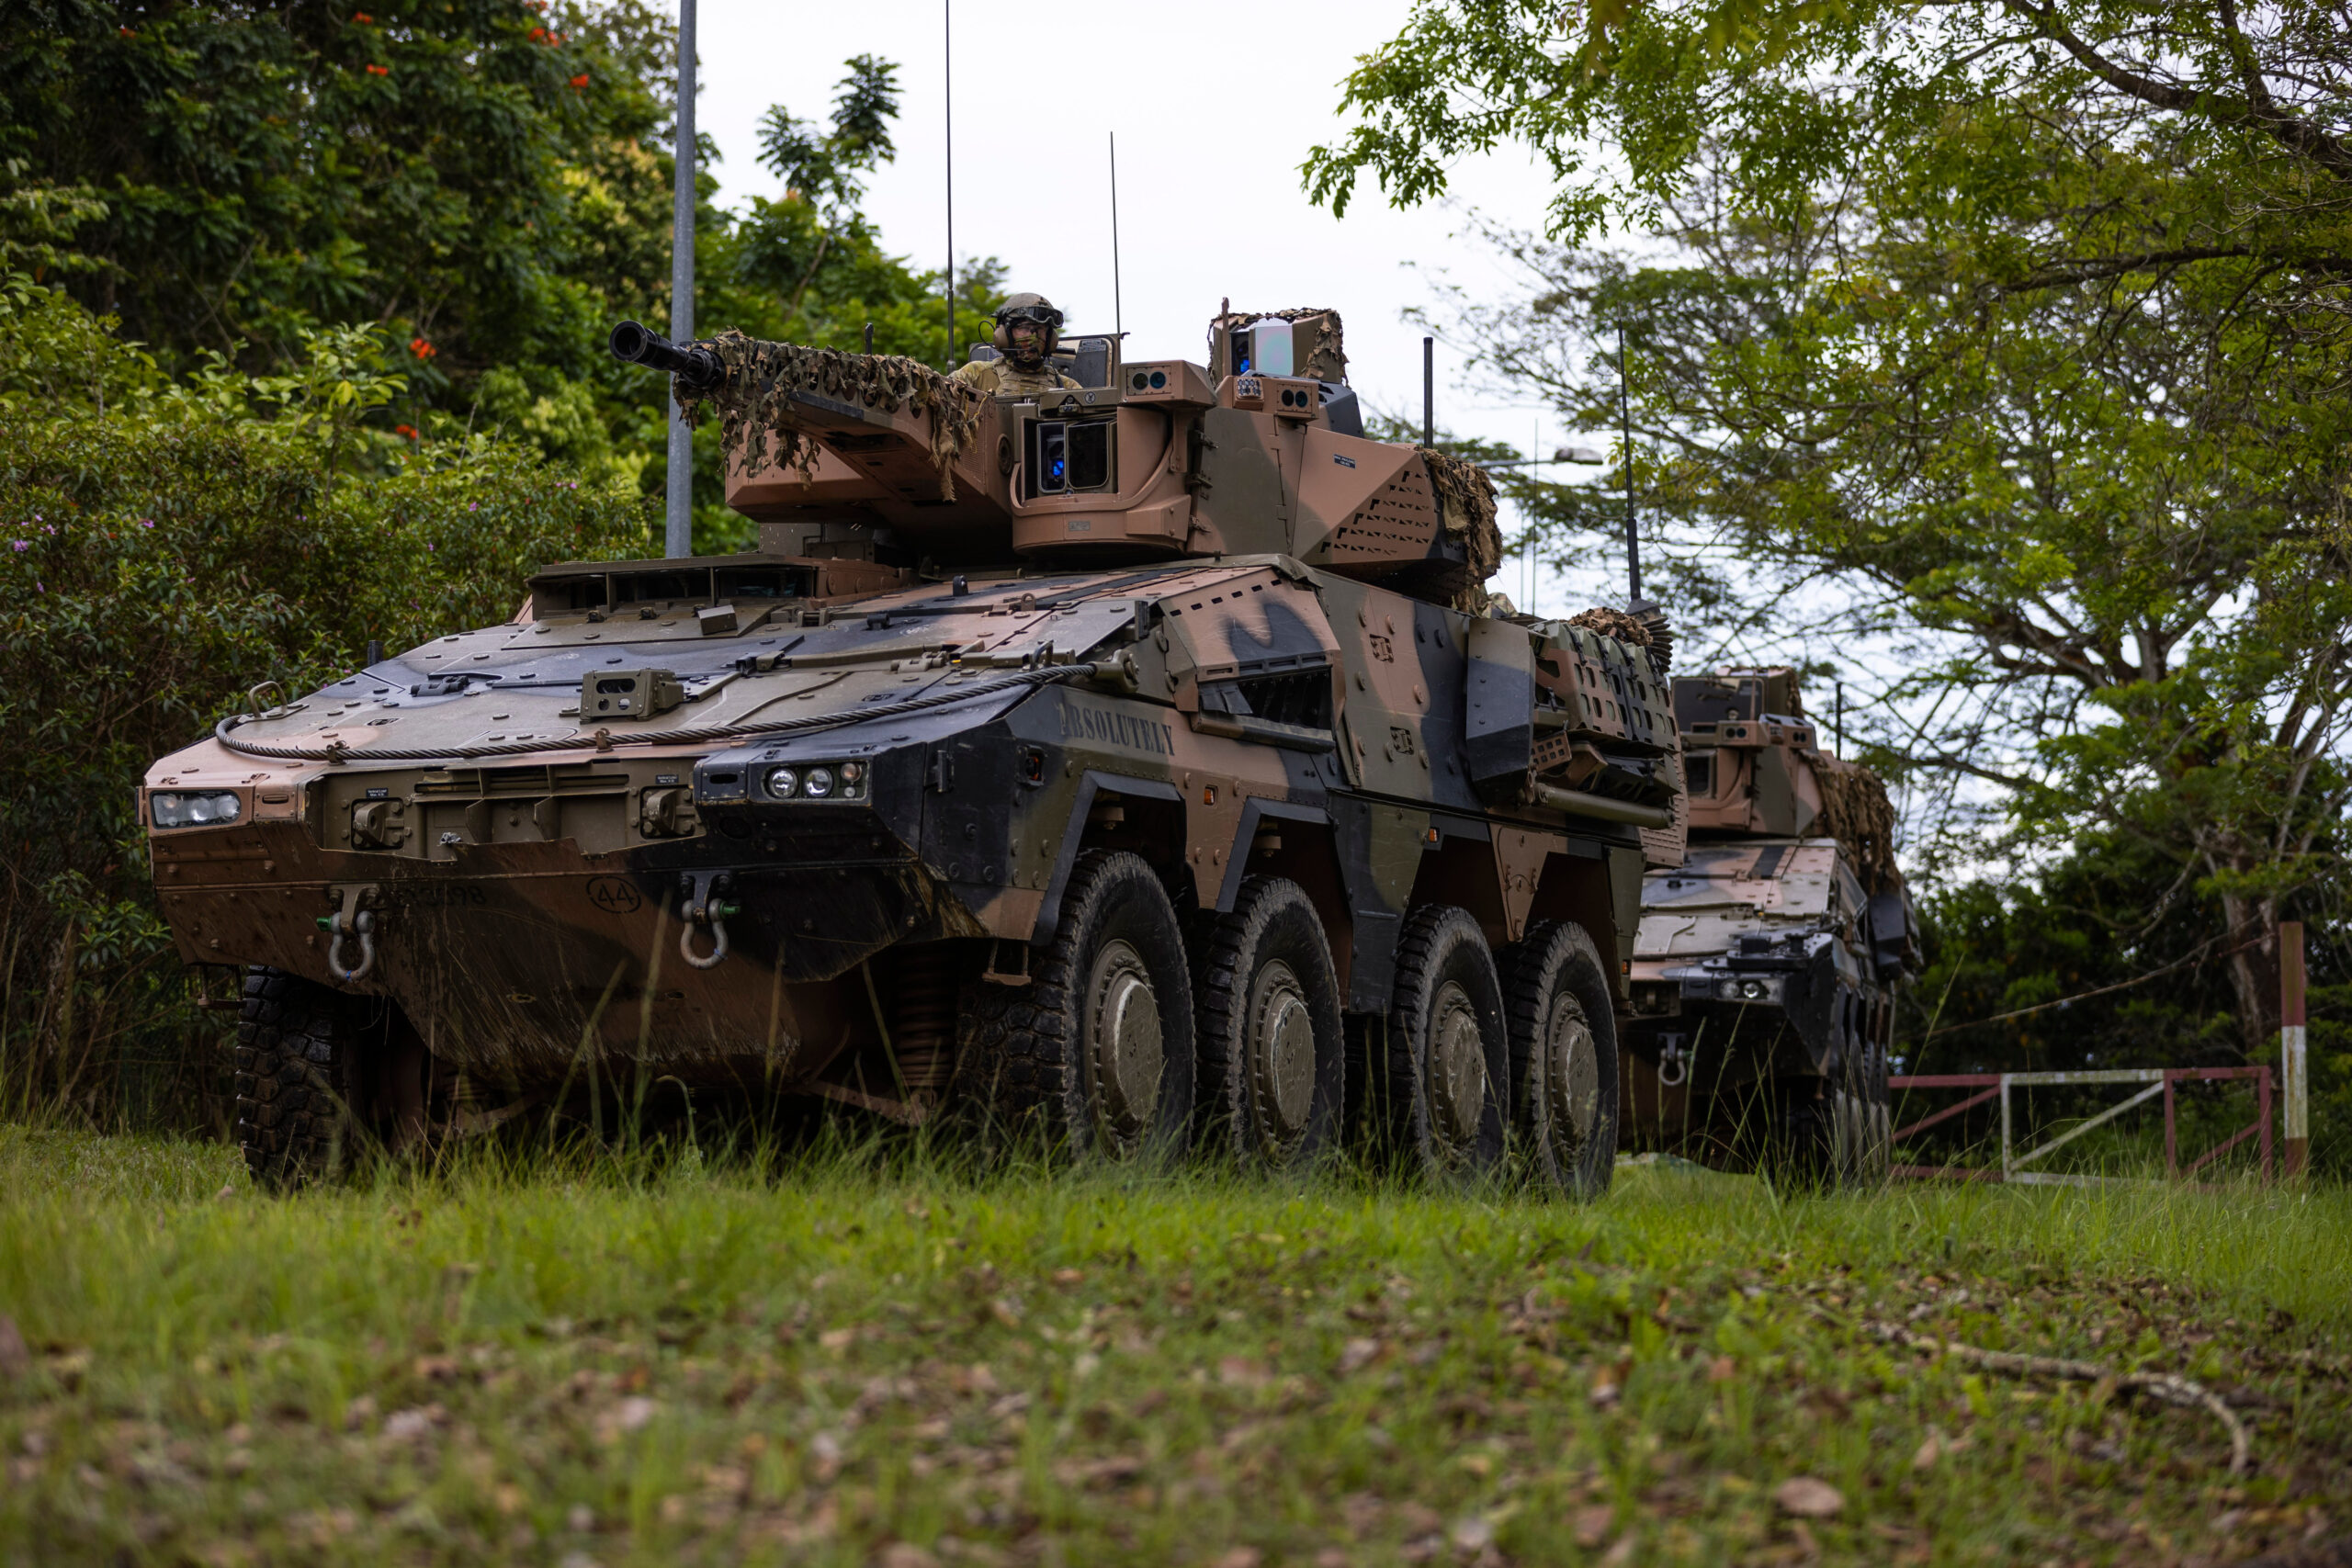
[
  {"xmin": 0, "ymin": 6, "xmax": 1002, "ymax": 544},
  {"xmin": 1313, "ymin": 0, "xmax": 2351, "ymax": 1053}
]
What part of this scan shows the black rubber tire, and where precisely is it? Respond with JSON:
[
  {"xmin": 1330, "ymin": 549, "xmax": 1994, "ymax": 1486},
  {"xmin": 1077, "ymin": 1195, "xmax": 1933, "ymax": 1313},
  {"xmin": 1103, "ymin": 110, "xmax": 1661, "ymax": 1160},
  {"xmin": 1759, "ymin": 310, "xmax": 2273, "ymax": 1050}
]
[
  {"xmin": 1498, "ymin": 919, "xmax": 1619, "ymax": 1200},
  {"xmin": 1193, "ymin": 876, "xmax": 1346, "ymax": 1168},
  {"xmin": 1768, "ymin": 1011, "xmax": 1888, "ymax": 1189},
  {"xmin": 1380, "ymin": 905, "xmax": 1509, "ymax": 1183},
  {"xmin": 953, "ymin": 851, "xmax": 1196, "ymax": 1163},
  {"xmin": 234, "ymin": 967, "xmax": 364, "ymax": 1190}
]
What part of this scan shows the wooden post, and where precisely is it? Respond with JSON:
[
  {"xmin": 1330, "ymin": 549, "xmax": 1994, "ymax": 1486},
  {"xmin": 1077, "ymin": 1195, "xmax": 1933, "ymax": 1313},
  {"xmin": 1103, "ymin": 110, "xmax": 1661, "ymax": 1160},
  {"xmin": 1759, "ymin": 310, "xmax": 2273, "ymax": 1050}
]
[
  {"xmin": 2163, "ymin": 1070, "xmax": 2177, "ymax": 1178},
  {"xmin": 2281, "ymin": 920, "xmax": 2307, "ymax": 1179}
]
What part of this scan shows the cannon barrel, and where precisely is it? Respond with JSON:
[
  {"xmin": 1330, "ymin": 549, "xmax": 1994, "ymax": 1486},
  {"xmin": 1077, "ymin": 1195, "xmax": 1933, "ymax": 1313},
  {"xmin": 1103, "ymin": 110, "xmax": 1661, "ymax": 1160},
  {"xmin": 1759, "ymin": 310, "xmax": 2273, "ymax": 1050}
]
[{"xmin": 607, "ymin": 320, "xmax": 725, "ymax": 390}]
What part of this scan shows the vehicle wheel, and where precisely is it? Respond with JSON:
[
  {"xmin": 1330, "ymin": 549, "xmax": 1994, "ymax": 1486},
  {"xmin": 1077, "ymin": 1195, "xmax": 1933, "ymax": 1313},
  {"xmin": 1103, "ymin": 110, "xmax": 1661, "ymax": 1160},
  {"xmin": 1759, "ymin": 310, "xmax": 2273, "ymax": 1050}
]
[
  {"xmin": 1381, "ymin": 905, "xmax": 1509, "ymax": 1182},
  {"xmin": 1843, "ymin": 1023, "xmax": 1891, "ymax": 1184},
  {"xmin": 235, "ymin": 967, "xmax": 368, "ymax": 1190},
  {"xmin": 953, "ymin": 851, "xmax": 1196, "ymax": 1162},
  {"xmin": 1498, "ymin": 919, "xmax": 1619, "ymax": 1200},
  {"xmin": 1194, "ymin": 876, "xmax": 1346, "ymax": 1168},
  {"xmin": 1769, "ymin": 1021, "xmax": 1885, "ymax": 1189}
]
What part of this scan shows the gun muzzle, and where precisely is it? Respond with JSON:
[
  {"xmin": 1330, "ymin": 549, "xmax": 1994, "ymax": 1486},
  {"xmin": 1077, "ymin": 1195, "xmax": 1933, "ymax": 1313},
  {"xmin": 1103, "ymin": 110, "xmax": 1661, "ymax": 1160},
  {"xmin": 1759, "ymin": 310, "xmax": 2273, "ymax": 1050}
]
[{"xmin": 607, "ymin": 320, "xmax": 725, "ymax": 390}]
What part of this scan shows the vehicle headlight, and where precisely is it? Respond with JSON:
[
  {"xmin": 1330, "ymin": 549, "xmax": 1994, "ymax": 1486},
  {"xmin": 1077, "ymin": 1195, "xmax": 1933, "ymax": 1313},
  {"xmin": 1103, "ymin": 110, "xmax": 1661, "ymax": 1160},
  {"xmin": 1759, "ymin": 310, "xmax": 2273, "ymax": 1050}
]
[
  {"xmin": 152, "ymin": 790, "xmax": 243, "ymax": 829},
  {"xmin": 803, "ymin": 766, "xmax": 834, "ymax": 799},
  {"xmin": 765, "ymin": 766, "xmax": 798, "ymax": 798}
]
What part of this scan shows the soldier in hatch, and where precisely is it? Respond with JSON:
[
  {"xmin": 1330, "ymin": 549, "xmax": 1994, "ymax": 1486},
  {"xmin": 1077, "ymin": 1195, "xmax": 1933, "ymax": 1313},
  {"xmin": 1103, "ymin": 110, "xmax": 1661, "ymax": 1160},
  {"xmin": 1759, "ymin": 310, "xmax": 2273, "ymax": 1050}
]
[{"xmin": 951, "ymin": 294, "xmax": 1082, "ymax": 396}]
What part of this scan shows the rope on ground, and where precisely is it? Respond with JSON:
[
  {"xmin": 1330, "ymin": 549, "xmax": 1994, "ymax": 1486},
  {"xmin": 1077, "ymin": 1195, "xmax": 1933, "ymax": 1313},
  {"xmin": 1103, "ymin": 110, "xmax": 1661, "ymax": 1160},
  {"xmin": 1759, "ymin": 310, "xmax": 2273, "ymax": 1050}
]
[{"xmin": 1860, "ymin": 1319, "xmax": 2251, "ymax": 1475}]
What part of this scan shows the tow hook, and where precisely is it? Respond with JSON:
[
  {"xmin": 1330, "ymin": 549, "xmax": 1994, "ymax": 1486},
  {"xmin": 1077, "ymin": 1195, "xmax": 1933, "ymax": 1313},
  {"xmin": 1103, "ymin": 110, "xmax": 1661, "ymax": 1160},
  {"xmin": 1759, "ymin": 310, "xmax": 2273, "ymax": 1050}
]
[
  {"xmin": 1657, "ymin": 1032, "xmax": 1690, "ymax": 1089},
  {"xmin": 677, "ymin": 870, "xmax": 739, "ymax": 970},
  {"xmin": 319, "ymin": 883, "xmax": 380, "ymax": 984}
]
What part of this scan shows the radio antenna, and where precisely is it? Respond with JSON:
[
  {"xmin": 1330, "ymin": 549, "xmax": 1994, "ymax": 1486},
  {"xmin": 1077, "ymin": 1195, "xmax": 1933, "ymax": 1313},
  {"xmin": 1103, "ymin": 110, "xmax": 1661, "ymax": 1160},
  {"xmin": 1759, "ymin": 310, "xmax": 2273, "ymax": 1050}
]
[
  {"xmin": 664, "ymin": 0, "xmax": 696, "ymax": 558},
  {"xmin": 1109, "ymin": 132, "xmax": 1124, "ymax": 340},
  {"xmin": 943, "ymin": 0, "xmax": 955, "ymax": 367},
  {"xmin": 1619, "ymin": 322, "xmax": 1640, "ymax": 605}
]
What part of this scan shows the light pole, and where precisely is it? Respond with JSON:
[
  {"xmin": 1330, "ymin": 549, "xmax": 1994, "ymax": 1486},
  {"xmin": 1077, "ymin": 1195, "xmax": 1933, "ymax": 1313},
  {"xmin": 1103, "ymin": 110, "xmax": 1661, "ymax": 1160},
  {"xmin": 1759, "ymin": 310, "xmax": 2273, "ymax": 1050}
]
[{"xmin": 664, "ymin": 0, "xmax": 696, "ymax": 560}]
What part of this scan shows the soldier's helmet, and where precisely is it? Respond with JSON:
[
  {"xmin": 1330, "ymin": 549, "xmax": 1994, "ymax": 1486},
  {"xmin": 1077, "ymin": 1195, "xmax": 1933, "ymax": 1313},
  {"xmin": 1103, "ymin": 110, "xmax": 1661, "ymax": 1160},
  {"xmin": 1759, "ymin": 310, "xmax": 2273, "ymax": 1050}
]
[{"xmin": 992, "ymin": 294, "xmax": 1064, "ymax": 364}]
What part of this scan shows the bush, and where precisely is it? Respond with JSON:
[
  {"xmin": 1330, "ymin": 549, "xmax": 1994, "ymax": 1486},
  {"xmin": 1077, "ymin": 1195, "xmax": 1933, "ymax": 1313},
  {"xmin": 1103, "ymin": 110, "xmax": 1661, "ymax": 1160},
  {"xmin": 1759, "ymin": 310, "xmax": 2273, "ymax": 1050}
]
[{"xmin": 0, "ymin": 276, "xmax": 654, "ymax": 1128}]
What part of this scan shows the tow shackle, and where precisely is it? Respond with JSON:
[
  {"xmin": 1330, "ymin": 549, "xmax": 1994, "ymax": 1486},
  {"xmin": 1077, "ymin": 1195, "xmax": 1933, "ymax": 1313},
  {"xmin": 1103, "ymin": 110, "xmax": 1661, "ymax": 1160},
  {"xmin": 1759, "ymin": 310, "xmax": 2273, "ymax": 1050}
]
[
  {"xmin": 677, "ymin": 871, "xmax": 739, "ymax": 971},
  {"xmin": 319, "ymin": 883, "xmax": 381, "ymax": 985}
]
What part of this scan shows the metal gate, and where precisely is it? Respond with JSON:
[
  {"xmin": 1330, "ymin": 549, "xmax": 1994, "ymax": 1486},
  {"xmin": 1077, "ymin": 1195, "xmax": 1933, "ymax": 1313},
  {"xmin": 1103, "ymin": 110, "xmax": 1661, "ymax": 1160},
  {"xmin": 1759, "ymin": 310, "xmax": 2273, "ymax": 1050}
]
[{"xmin": 1888, "ymin": 1067, "xmax": 2274, "ymax": 1186}]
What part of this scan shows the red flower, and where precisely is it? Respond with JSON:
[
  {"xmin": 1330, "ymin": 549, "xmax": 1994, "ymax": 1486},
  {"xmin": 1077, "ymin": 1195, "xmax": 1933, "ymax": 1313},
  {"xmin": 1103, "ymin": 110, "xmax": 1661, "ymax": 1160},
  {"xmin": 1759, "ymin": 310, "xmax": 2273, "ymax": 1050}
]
[
  {"xmin": 353, "ymin": 11, "xmax": 373, "ymax": 21},
  {"xmin": 393, "ymin": 423, "xmax": 420, "ymax": 441},
  {"xmin": 365, "ymin": 62, "xmax": 390, "ymax": 75},
  {"xmin": 118, "ymin": 25, "xmax": 135, "ymax": 36},
  {"xmin": 528, "ymin": 25, "xmax": 546, "ymax": 39},
  {"xmin": 568, "ymin": 73, "xmax": 589, "ymax": 89},
  {"xmin": 409, "ymin": 337, "xmax": 436, "ymax": 359}
]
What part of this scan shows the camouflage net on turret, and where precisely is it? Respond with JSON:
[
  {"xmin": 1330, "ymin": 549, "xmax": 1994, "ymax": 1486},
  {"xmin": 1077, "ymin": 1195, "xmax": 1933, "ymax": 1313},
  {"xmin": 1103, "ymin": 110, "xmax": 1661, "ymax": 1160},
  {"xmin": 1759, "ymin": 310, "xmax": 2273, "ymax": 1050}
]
[
  {"xmin": 1567, "ymin": 606, "xmax": 1674, "ymax": 678},
  {"xmin": 1567, "ymin": 606, "xmax": 1650, "ymax": 649},
  {"xmin": 1209, "ymin": 307, "xmax": 1349, "ymax": 383},
  {"xmin": 1814, "ymin": 760, "xmax": 1899, "ymax": 891},
  {"xmin": 1420, "ymin": 449, "xmax": 1503, "ymax": 606},
  {"xmin": 674, "ymin": 331, "xmax": 989, "ymax": 502}
]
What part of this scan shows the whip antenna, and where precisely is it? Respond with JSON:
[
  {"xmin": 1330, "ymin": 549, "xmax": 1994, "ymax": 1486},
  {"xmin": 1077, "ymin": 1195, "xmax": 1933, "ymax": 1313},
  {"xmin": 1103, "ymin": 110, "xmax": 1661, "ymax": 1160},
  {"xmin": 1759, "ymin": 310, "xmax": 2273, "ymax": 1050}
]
[
  {"xmin": 664, "ymin": 0, "xmax": 696, "ymax": 558},
  {"xmin": 1110, "ymin": 132, "xmax": 1123, "ymax": 340},
  {"xmin": 944, "ymin": 0, "xmax": 955, "ymax": 366}
]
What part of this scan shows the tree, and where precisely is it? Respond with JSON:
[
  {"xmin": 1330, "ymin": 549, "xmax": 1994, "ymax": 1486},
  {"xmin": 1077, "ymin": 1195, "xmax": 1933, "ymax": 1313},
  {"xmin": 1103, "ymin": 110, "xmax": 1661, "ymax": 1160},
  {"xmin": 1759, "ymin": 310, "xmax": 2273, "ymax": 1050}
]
[
  {"xmin": 1309, "ymin": 4, "xmax": 2352, "ymax": 1053},
  {"xmin": 0, "ymin": 272, "xmax": 654, "ymax": 1126}
]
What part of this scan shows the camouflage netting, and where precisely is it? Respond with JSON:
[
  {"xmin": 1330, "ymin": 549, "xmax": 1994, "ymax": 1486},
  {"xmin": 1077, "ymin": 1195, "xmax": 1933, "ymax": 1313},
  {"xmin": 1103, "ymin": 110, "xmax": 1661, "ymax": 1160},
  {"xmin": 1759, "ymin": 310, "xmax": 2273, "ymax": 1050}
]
[
  {"xmin": 1421, "ymin": 448, "xmax": 1503, "ymax": 588},
  {"xmin": 1568, "ymin": 606, "xmax": 1650, "ymax": 649},
  {"xmin": 1567, "ymin": 606, "xmax": 1674, "ymax": 677},
  {"xmin": 1210, "ymin": 308, "xmax": 1350, "ymax": 383},
  {"xmin": 1814, "ymin": 760, "xmax": 1900, "ymax": 891},
  {"xmin": 675, "ymin": 331, "xmax": 989, "ymax": 502}
]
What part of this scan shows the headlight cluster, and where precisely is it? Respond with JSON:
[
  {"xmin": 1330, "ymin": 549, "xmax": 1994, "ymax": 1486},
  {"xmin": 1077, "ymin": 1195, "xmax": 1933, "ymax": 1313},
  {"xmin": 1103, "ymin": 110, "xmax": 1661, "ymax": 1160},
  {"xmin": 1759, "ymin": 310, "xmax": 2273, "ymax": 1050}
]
[
  {"xmin": 1716, "ymin": 976, "xmax": 1779, "ymax": 1003},
  {"xmin": 763, "ymin": 760, "xmax": 866, "ymax": 802},
  {"xmin": 151, "ymin": 790, "xmax": 243, "ymax": 829}
]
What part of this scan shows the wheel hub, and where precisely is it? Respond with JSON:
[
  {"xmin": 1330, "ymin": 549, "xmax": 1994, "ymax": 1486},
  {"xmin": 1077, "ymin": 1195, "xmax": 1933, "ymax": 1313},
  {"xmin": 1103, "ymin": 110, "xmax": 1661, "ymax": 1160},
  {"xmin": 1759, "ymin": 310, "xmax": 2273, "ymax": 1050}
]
[
  {"xmin": 1545, "ymin": 995, "xmax": 1599, "ymax": 1148},
  {"xmin": 1247, "ymin": 959, "xmax": 1316, "ymax": 1145},
  {"xmin": 1428, "ymin": 980, "xmax": 1487, "ymax": 1149},
  {"xmin": 1086, "ymin": 939, "xmax": 1163, "ymax": 1144}
]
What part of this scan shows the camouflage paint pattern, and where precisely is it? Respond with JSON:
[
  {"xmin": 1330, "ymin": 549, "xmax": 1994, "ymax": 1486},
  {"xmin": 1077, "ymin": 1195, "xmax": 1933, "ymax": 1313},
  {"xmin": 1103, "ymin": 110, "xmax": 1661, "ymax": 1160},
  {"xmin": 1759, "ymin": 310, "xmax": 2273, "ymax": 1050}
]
[
  {"xmin": 1620, "ymin": 669, "xmax": 1918, "ymax": 1154},
  {"xmin": 147, "ymin": 310, "xmax": 1685, "ymax": 1129}
]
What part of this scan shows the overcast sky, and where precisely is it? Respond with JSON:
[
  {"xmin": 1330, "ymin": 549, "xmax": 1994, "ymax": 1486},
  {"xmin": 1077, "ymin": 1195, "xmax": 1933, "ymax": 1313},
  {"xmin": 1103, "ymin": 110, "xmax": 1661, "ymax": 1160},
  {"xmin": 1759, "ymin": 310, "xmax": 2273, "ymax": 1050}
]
[{"xmin": 691, "ymin": 0, "xmax": 1617, "ymax": 615}]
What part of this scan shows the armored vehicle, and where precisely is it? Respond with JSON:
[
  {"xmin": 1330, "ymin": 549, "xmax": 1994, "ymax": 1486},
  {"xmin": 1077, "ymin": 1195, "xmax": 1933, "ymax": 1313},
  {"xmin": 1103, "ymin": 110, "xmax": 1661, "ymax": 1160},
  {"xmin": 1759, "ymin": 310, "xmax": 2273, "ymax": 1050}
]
[
  {"xmin": 1621, "ymin": 668, "xmax": 1917, "ymax": 1179},
  {"xmin": 147, "ymin": 307, "xmax": 1687, "ymax": 1192}
]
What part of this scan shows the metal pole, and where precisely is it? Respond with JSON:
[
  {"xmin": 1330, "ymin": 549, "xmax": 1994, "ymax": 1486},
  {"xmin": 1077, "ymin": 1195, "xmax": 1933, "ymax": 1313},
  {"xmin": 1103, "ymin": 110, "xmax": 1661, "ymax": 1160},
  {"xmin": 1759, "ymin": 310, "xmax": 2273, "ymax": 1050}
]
[
  {"xmin": 1421, "ymin": 336, "xmax": 1433, "ymax": 447},
  {"xmin": 1619, "ymin": 322, "xmax": 1639, "ymax": 605},
  {"xmin": 1109, "ymin": 132, "xmax": 1123, "ymax": 342},
  {"xmin": 663, "ymin": 0, "xmax": 696, "ymax": 559},
  {"xmin": 2282, "ymin": 919, "xmax": 2308, "ymax": 1179},
  {"xmin": 1835, "ymin": 681, "xmax": 1844, "ymax": 758},
  {"xmin": 944, "ymin": 0, "xmax": 955, "ymax": 367}
]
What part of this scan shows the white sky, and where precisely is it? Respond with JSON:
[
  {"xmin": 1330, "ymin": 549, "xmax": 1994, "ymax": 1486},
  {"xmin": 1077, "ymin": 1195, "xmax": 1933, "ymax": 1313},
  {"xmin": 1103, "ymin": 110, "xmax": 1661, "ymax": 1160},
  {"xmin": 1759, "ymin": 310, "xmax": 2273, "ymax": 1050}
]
[{"xmin": 692, "ymin": 0, "xmax": 1602, "ymax": 612}]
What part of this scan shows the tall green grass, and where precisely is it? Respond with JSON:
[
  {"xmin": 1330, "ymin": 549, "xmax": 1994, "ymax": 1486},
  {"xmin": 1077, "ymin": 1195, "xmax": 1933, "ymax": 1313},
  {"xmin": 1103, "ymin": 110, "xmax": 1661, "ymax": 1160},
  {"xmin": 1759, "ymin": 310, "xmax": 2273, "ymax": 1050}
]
[{"xmin": 1, "ymin": 1126, "xmax": 2345, "ymax": 1565}]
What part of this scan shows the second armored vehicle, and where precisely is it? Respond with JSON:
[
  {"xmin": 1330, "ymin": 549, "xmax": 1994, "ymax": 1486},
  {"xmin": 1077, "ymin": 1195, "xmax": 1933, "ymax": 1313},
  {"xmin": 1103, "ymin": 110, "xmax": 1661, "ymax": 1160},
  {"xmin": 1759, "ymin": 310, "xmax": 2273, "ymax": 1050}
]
[
  {"xmin": 1622, "ymin": 668, "xmax": 1917, "ymax": 1179},
  {"xmin": 148, "ymin": 307, "xmax": 1690, "ymax": 1193}
]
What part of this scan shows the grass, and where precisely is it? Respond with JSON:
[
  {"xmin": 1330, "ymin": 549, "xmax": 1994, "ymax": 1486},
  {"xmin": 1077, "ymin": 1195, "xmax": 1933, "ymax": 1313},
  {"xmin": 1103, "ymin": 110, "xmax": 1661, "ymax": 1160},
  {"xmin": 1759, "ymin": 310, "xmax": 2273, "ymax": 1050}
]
[{"xmin": 0, "ymin": 1125, "xmax": 2346, "ymax": 1567}]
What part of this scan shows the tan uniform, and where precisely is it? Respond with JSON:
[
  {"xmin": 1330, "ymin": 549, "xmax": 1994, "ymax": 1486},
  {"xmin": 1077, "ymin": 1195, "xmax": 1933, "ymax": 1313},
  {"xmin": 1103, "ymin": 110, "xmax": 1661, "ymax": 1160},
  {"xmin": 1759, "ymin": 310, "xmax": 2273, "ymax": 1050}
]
[{"xmin": 950, "ymin": 356, "xmax": 1081, "ymax": 397}]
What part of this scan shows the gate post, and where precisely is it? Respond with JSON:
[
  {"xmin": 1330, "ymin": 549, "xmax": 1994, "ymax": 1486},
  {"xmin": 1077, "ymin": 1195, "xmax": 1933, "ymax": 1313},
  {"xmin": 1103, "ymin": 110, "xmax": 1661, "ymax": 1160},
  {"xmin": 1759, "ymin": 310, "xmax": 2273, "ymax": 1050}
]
[{"xmin": 2282, "ymin": 921, "xmax": 2307, "ymax": 1180}]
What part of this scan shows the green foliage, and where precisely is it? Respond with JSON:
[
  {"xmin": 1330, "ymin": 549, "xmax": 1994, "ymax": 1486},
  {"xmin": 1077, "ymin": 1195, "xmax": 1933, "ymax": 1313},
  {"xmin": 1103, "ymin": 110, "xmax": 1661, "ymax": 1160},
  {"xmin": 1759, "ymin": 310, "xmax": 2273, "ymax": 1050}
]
[
  {"xmin": 1318, "ymin": 3, "xmax": 2352, "ymax": 1055},
  {"xmin": 1896, "ymin": 830, "xmax": 2350, "ymax": 1176},
  {"xmin": 0, "ymin": 276, "xmax": 653, "ymax": 1125},
  {"xmin": 1, "ymin": 10, "xmax": 1006, "ymax": 532}
]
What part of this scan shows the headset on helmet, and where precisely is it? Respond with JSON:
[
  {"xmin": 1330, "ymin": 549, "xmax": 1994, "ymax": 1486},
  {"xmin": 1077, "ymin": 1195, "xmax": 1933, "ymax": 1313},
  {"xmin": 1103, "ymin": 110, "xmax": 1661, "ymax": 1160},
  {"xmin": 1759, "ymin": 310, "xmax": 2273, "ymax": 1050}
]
[{"xmin": 991, "ymin": 293, "xmax": 1064, "ymax": 358}]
